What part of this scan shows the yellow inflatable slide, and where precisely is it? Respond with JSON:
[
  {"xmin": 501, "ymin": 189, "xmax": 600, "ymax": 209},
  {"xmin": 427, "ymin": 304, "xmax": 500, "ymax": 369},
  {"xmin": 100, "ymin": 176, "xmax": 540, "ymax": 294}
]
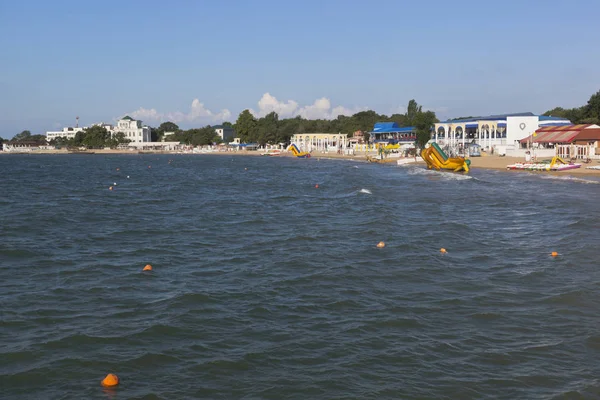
[
  {"xmin": 287, "ymin": 144, "xmax": 311, "ymax": 158},
  {"xmin": 421, "ymin": 142, "xmax": 470, "ymax": 173}
]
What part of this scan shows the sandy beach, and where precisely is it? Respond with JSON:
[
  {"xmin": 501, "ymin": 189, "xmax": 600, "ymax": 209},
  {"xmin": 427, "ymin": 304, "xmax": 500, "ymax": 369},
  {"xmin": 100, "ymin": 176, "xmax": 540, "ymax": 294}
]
[
  {"xmin": 303, "ymin": 151, "xmax": 600, "ymax": 176},
  {"xmin": 3, "ymin": 148, "xmax": 600, "ymax": 176}
]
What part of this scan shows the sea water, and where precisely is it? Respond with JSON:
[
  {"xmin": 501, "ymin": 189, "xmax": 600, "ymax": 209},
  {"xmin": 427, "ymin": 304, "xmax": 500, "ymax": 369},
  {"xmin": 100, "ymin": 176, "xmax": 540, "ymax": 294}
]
[{"xmin": 1, "ymin": 154, "xmax": 599, "ymax": 399}]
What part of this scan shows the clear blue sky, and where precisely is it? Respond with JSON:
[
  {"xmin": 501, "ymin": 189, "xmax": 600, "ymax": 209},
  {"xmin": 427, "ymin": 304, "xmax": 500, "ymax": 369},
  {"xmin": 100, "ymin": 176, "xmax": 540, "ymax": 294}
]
[{"xmin": 1, "ymin": 0, "xmax": 599, "ymax": 138}]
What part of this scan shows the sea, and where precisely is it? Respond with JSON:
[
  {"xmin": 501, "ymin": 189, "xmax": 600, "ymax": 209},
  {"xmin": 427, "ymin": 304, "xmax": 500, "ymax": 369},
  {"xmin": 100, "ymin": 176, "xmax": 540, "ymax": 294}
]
[{"xmin": 1, "ymin": 153, "xmax": 600, "ymax": 400}]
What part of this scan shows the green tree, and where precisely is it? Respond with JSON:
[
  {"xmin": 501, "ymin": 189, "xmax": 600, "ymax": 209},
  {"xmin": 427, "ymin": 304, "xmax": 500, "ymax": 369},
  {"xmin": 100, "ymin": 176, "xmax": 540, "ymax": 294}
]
[
  {"xmin": 413, "ymin": 110, "xmax": 438, "ymax": 150},
  {"xmin": 81, "ymin": 125, "xmax": 111, "ymax": 148},
  {"xmin": 152, "ymin": 121, "xmax": 180, "ymax": 141},
  {"xmin": 12, "ymin": 130, "xmax": 32, "ymax": 141},
  {"xmin": 256, "ymin": 111, "xmax": 279, "ymax": 145},
  {"xmin": 222, "ymin": 121, "xmax": 233, "ymax": 128},
  {"xmin": 406, "ymin": 99, "xmax": 422, "ymax": 126},
  {"xmin": 582, "ymin": 90, "xmax": 600, "ymax": 123},
  {"xmin": 234, "ymin": 110, "xmax": 257, "ymax": 143}
]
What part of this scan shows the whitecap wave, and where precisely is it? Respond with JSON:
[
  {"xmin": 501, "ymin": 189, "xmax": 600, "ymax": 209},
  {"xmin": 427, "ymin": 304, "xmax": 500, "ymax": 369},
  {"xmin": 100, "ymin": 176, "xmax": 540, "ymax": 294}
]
[
  {"xmin": 539, "ymin": 175, "xmax": 600, "ymax": 185},
  {"xmin": 359, "ymin": 188, "xmax": 372, "ymax": 195},
  {"xmin": 407, "ymin": 168, "xmax": 474, "ymax": 180}
]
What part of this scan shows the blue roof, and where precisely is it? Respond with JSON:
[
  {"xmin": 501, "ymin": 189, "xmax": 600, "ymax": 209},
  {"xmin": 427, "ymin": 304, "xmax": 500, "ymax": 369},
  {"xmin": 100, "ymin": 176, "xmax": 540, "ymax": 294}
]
[
  {"xmin": 371, "ymin": 122, "xmax": 415, "ymax": 133},
  {"xmin": 539, "ymin": 122, "xmax": 573, "ymax": 126},
  {"xmin": 538, "ymin": 115, "xmax": 571, "ymax": 121},
  {"xmin": 444, "ymin": 112, "xmax": 535, "ymax": 123}
]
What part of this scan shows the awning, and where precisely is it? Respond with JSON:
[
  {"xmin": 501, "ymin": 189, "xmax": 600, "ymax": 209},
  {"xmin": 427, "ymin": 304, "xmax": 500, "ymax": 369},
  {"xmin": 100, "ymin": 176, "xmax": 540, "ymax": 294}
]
[{"xmin": 520, "ymin": 130, "xmax": 581, "ymax": 144}]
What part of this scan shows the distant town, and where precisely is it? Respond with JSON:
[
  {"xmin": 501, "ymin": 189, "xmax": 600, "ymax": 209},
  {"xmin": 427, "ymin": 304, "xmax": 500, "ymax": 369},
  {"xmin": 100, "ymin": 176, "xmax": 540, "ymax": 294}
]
[{"xmin": 1, "ymin": 91, "xmax": 599, "ymax": 162}]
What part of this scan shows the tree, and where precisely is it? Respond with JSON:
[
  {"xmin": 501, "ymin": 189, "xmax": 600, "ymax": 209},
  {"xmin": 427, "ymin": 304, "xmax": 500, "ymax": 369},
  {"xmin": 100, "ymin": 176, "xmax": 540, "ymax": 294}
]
[
  {"xmin": 413, "ymin": 110, "xmax": 438, "ymax": 150},
  {"xmin": 152, "ymin": 121, "xmax": 180, "ymax": 142},
  {"xmin": 406, "ymin": 99, "xmax": 422, "ymax": 126},
  {"xmin": 12, "ymin": 130, "xmax": 32, "ymax": 141},
  {"xmin": 234, "ymin": 110, "xmax": 257, "ymax": 143},
  {"xmin": 582, "ymin": 90, "xmax": 600, "ymax": 124},
  {"xmin": 256, "ymin": 111, "xmax": 279, "ymax": 145},
  {"xmin": 81, "ymin": 125, "xmax": 111, "ymax": 148},
  {"xmin": 222, "ymin": 121, "xmax": 233, "ymax": 128}
]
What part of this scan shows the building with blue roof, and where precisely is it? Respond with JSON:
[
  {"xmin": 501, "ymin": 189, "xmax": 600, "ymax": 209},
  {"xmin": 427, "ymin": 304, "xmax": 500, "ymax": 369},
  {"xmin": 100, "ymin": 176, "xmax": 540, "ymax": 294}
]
[
  {"xmin": 369, "ymin": 122, "xmax": 416, "ymax": 143},
  {"xmin": 432, "ymin": 112, "xmax": 571, "ymax": 151}
]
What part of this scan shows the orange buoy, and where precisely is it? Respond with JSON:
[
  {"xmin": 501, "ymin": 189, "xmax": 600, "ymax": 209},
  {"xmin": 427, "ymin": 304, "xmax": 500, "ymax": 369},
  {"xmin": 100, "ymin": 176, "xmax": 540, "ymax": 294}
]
[
  {"xmin": 116, "ymin": 168, "xmax": 120, "ymax": 171},
  {"xmin": 376, "ymin": 241, "xmax": 385, "ymax": 248},
  {"xmin": 101, "ymin": 373, "xmax": 119, "ymax": 387},
  {"xmin": 148, "ymin": 165, "xmax": 151, "ymax": 169},
  {"xmin": 551, "ymin": 251, "xmax": 558, "ymax": 257},
  {"xmin": 315, "ymin": 184, "xmax": 319, "ymax": 188},
  {"xmin": 109, "ymin": 186, "xmax": 113, "ymax": 191},
  {"xmin": 143, "ymin": 264, "xmax": 152, "ymax": 271},
  {"xmin": 440, "ymin": 248, "xmax": 447, "ymax": 253}
]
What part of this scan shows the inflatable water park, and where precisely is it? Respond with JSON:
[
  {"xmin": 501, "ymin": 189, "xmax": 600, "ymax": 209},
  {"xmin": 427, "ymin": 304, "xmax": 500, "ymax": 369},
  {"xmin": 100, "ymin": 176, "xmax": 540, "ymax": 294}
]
[
  {"xmin": 287, "ymin": 144, "xmax": 311, "ymax": 158},
  {"xmin": 506, "ymin": 156, "xmax": 581, "ymax": 171},
  {"xmin": 421, "ymin": 142, "xmax": 470, "ymax": 173}
]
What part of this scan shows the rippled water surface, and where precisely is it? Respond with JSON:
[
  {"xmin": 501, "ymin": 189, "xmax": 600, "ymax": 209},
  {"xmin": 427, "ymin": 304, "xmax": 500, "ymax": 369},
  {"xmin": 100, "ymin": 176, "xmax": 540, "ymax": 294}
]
[{"xmin": 1, "ymin": 154, "xmax": 600, "ymax": 399}]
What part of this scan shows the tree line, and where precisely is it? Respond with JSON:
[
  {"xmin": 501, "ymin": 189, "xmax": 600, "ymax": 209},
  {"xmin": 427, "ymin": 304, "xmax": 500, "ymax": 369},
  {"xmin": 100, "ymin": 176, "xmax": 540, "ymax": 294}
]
[
  {"xmin": 232, "ymin": 99, "xmax": 437, "ymax": 148},
  {"xmin": 2, "ymin": 99, "xmax": 438, "ymax": 149},
  {"xmin": 2, "ymin": 126, "xmax": 131, "ymax": 148},
  {"xmin": 148, "ymin": 99, "xmax": 438, "ymax": 148},
  {"xmin": 543, "ymin": 90, "xmax": 600, "ymax": 124}
]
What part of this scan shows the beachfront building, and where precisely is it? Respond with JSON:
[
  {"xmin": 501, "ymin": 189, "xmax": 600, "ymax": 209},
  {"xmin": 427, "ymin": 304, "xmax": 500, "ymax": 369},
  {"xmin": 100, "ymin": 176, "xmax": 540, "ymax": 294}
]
[
  {"xmin": 432, "ymin": 112, "xmax": 571, "ymax": 152},
  {"xmin": 46, "ymin": 126, "xmax": 85, "ymax": 142},
  {"xmin": 369, "ymin": 122, "xmax": 416, "ymax": 144},
  {"xmin": 520, "ymin": 124, "xmax": 600, "ymax": 160},
  {"xmin": 213, "ymin": 125, "xmax": 235, "ymax": 142},
  {"xmin": 290, "ymin": 133, "xmax": 349, "ymax": 153},
  {"xmin": 46, "ymin": 117, "xmax": 150, "ymax": 143},
  {"xmin": 116, "ymin": 116, "xmax": 151, "ymax": 143}
]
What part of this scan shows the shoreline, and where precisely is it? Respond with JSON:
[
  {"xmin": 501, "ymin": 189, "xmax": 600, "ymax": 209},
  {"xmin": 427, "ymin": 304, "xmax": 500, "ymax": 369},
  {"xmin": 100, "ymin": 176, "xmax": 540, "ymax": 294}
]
[{"xmin": 2, "ymin": 148, "xmax": 600, "ymax": 176}]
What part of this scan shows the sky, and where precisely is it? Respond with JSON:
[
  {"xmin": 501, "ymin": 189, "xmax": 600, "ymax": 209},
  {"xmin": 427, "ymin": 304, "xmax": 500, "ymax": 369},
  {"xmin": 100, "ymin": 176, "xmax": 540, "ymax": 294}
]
[{"xmin": 1, "ymin": 0, "xmax": 599, "ymax": 138}]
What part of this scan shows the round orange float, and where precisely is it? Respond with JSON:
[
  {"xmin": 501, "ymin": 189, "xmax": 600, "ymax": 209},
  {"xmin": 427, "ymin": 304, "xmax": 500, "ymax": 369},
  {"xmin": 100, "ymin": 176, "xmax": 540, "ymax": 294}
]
[{"xmin": 101, "ymin": 373, "xmax": 119, "ymax": 387}]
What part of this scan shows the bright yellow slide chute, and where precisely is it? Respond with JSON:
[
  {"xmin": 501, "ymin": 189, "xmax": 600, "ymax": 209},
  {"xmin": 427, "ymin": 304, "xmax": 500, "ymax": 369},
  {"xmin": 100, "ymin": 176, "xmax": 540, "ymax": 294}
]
[{"xmin": 421, "ymin": 142, "xmax": 470, "ymax": 173}]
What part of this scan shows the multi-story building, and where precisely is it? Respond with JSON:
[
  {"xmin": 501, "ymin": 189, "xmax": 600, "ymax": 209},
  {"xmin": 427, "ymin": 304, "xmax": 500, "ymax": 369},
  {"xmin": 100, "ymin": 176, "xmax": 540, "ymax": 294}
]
[
  {"xmin": 46, "ymin": 126, "xmax": 85, "ymax": 142},
  {"xmin": 115, "ymin": 116, "xmax": 151, "ymax": 143},
  {"xmin": 432, "ymin": 112, "xmax": 571, "ymax": 151},
  {"xmin": 46, "ymin": 116, "xmax": 151, "ymax": 143},
  {"xmin": 213, "ymin": 125, "xmax": 235, "ymax": 142}
]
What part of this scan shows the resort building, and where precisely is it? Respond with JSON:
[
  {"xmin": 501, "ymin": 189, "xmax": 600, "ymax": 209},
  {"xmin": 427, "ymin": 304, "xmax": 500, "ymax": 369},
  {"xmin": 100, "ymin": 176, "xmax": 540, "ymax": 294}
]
[
  {"xmin": 213, "ymin": 125, "xmax": 235, "ymax": 142},
  {"xmin": 520, "ymin": 124, "xmax": 600, "ymax": 160},
  {"xmin": 369, "ymin": 122, "xmax": 416, "ymax": 144},
  {"xmin": 115, "ymin": 116, "xmax": 151, "ymax": 143},
  {"xmin": 46, "ymin": 126, "xmax": 85, "ymax": 142},
  {"xmin": 290, "ymin": 133, "xmax": 349, "ymax": 153},
  {"xmin": 45, "ymin": 117, "xmax": 151, "ymax": 143},
  {"xmin": 432, "ymin": 112, "xmax": 571, "ymax": 151}
]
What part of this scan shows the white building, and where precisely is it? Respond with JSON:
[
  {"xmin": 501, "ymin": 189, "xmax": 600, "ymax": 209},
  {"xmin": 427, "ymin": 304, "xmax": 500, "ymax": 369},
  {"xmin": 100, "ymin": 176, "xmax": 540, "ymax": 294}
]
[
  {"xmin": 433, "ymin": 112, "xmax": 571, "ymax": 152},
  {"xmin": 213, "ymin": 125, "xmax": 235, "ymax": 142},
  {"xmin": 45, "ymin": 117, "xmax": 151, "ymax": 143},
  {"xmin": 46, "ymin": 126, "xmax": 84, "ymax": 142},
  {"xmin": 290, "ymin": 133, "xmax": 349, "ymax": 152},
  {"xmin": 115, "ymin": 116, "xmax": 151, "ymax": 143},
  {"xmin": 162, "ymin": 131, "xmax": 175, "ymax": 142}
]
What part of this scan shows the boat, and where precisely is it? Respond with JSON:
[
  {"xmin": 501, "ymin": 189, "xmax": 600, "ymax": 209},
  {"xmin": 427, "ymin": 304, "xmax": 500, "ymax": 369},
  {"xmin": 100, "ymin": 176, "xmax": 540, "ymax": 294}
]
[
  {"xmin": 396, "ymin": 157, "xmax": 422, "ymax": 166},
  {"xmin": 507, "ymin": 156, "xmax": 581, "ymax": 171},
  {"xmin": 366, "ymin": 155, "xmax": 398, "ymax": 164},
  {"xmin": 261, "ymin": 149, "xmax": 281, "ymax": 156},
  {"xmin": 68, "ymin": 150, "xmax": 95, "ymax": 154}
]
